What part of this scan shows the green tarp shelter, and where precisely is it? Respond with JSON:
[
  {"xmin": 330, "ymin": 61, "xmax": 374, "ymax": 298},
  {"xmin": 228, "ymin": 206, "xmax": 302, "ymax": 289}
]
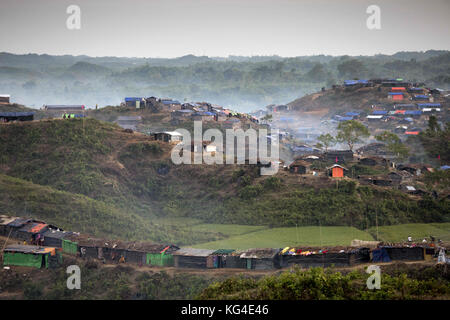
[
  {"xmin": 3, "ymin": 245, "xmax": 62, "ymax": 269},
  {"xmin": 4, "ymin": 252, "xmax": 44, "ymax": 268},
  {"xmin": 146, "ymin": 253, "xmax": 174, "ymax": 267},
  {"xmin": 62, "ymin": 239, "xmax": 78, "ymax": 254}
]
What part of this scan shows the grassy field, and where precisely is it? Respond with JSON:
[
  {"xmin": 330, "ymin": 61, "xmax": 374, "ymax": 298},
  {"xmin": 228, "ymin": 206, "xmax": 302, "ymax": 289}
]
[
  {"xmin": 190, "ymin": 224, "xmax": 267, "ymax": 237},
  {"xmin": 368, "ymin": 223, "xmax": 450, "ymax": 243},
  {"xmin": 192, "ymin": 226, "xmax": 375, "ymax": 250}
]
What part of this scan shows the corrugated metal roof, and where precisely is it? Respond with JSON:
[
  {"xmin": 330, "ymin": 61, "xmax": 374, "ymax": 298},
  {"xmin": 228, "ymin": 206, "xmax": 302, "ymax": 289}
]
[
  {"xmin": 7, "ymin": 218, "xmax": 32, "ymax": 227},
  {"xmin": 239, "ymin": 248, "xmax": 280, "ymax": 259},
  {"xmin": 172, "ymin": 248, "xmax": 215, "ymax": 257},
  {"xmin": 0, "ymin": 215, "xmax": 18, "ymax": 225},
  {"xmin": 4, "ymin": 245, "xmax": 54, "ymax": 254},
  {"xmin": 45, "ymin": 105, "xmax": 84, "ymax": 110}
]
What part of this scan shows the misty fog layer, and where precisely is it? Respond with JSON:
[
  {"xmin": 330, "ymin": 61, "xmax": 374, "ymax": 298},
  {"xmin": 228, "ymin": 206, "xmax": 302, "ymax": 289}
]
[{"xmin": 0, "ymin": 51, "xmax": 449, "ymax": 112}]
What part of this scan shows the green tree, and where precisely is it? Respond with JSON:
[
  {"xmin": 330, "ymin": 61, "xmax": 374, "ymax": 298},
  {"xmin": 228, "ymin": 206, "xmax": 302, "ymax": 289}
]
[
  {"xmin": 336, "ymin": 120, "xmax": 370, "ymax": 152},
  {"xmin": 426, "ymin": 115, "xmax": 441, "ymax": 135},
  {"xmin": 375, "ymin": 131, "xmax": 409, "ymax": 161},
  {"xmin": 317, "ymin": 133, "xmax": 335, "ymax": 152}
]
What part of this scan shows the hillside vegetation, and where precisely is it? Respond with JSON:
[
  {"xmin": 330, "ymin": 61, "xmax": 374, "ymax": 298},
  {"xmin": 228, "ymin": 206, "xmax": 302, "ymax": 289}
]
[{"xmin": 0, "ymin": 119, "xmax": 448, "ymax": 244}]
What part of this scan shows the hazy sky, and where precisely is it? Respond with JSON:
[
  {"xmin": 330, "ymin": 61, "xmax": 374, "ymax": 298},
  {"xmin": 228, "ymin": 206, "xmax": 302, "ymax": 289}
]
[{"xmin": 1, "ymin": 0, "xmax": 449, "ymax": 58}]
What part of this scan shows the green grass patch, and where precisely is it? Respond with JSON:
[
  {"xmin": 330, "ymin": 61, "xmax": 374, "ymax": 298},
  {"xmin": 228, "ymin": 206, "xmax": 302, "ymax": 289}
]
[
  {"xmin": 190, "ymin": 224, "xmax": 267, "ymax": 237},
  {"xmin": 369, "ymin": 223, "xmax": 450, "ymax": 242},
  {"xmin": 192, "ymin": 226, "xmax": 374, "ymax": 250}
]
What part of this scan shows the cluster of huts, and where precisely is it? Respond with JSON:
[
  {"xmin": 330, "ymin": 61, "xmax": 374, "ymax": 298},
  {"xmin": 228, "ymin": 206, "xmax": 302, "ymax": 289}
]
[
  {"xmin": 333, "ymin": 78, "xmax": 446, "ymax": 135},
  {"xmin": 1, "ymin": 215, "xmax": 440, "ymax": 270}
]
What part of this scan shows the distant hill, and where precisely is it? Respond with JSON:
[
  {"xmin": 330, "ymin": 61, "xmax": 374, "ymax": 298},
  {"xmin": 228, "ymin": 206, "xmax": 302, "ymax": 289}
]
[{"xmin": 2, "ymin": 50, "xmax": 450, "ymax": 111}]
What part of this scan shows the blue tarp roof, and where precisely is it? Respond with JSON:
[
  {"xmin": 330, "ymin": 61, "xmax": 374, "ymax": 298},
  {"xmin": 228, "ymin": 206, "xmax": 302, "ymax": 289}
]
[
  {"xmin": 345, "ymin": 112, "xmax": 360, "ymax": 116},
  {"xmin": 161, "ymin": 99, "xmax": 181, "ymax": 105},
  {"xmin": 0, "ymin": 112, "xmax": 35, "ymax": 117},
  {"xmin": 409, "ymin": 87, "xmax": 423, "ymax": 91},
  {"xmin": 344, "ymin": 79, "xmax": 368, "ymax": 86},
  {"xmin": 418, "ymin": 103, "xmax": 441, "ymax": 107},
  {"xmin": 440, "ymin": 165, "xmax": 450, "ymax": 170},
  {"xmin": 405, "ymin": 110, "xmax": 422, "ymax": 115},
  {"xmin": 125, "ymin": 97, "xmax": 143, "ymax": 102},
  {"xmin": 372, "ymin": 110, "xmax": 388, "ymax": 115},
  {"xmin": 388, "ymin": 92, "xmax": 403, "ymax": 95},
  {"xmin": 413, "ymin": 95, "xmax": 428, "ymax": 99}
]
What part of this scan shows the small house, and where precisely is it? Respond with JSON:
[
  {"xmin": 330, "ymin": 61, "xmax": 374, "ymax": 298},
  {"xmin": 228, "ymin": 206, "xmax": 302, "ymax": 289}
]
[
  {"xmin": 207, "ymin": 249, "xmax": 236, "ymax": 268},
  {"xmin": 280, "ymin": 247, "xmax": 368, "ymax": 268},
  {"xmin": 408, "ymin": 87, "xmax": 424, "ymax": 94},
  {"xmin": 412, "ymin": 95, "xmax": 430, "ymax": 101},
  {"xmin": 382, "ymin": 246, "xmax": 424, "ymax": 261},
  {"xmin": 388, "ymin": 92, "xmax": 403, "ymax": 101},
  {"xmin": 327, "ymin": 164, "xmax": 348, "ymax": 178},
  {"xmin": 0, "ymin": 112, "xmax": 35, "ymax": 123},
  {"xmin": 3, "ymin": 245, "xmax": 62, "ymax": 269},
  {"xmin": 44, "ymin": 105, "xmax": 85, "ymax": 111},
  {"xmin": 0, "ymin": 94, "xmax": 10, "ymax": 104},
  {"xmin": 366, "ymin": 115, "xmax": 384, "ymax": 121},
  {"xmin": 289, "ymin": 160, "xmax": 310, "ymax": 174},
  {"xmin": 145, "ymin": 244, "xmax": 179, "ymax": 267},
  {"xmin": 0, "ymin": 215, "xmax": 18, "ymax": 236},
  {"xmin": 359, "ymin": 156, "xmax": 388, "ymax": 166},
  {"xmin": 153, "ymin": 131, "xmax": 183, "ymax": 142},
  {"xmin": 16, "ymin": 221, "xmax": 49, "ymax": 243},
  {"xmin": 172, "ymin": 248, "xmax": 216, "ymax": 269},
  {"xmin": 124, "ymin": 97, "xmax": 145, "ymax": 108},
  {"xmin": 387, "ymin": 172, "xmax": 403, "ymax": 185},
  {"xmin": 42, "ymin": 229, "xmax": 73, "ymax": 248},
  {"xmin": 239, "ymin": 248, "xmax": 281, "ymax": 270},
  {"xmin": 115, "ymin": 116, "xmax": 142, "ymax": 130},
  {"xmin": 324, "ymin": 150, "xmax": 353, "ymax": 163},
  {"xmin": 6, "ymin": 217, "xmax": 32, "ymax": 239},
  {"xmin": 159, "ymin": 99, "xmax": 182, "ymax": 111}
]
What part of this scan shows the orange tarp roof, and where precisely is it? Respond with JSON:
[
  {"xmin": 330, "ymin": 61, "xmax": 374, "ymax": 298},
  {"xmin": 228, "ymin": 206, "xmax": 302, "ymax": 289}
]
[{"xmin": 31, "ymin": 223, "xmax": 48, "ymax": 233}]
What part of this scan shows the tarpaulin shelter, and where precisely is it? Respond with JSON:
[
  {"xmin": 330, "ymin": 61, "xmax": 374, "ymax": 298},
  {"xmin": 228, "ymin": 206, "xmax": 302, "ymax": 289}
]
[
  {"xmin": 383, "ymin": 246, "xmax": 424, "ymax": 261},
  {"xmin": 279, "ymin": 247, "xmax": 370, "ymax": 268},
  {"xmin": 239, "ymin": 248, "xmax": 281, "ymax": 270},
  {"xmin": 371, "ymin": 248, "xmax": 391, "ymax": 262},
  {"xmin": 173, "ymin": 248, "xmax": 215, "ymax": 269},
  {"xmin": 3, "ymin": 245, "xmax": 62, "ymax": 269},
  {"xmin": 0, "ymin": 215, "xmax": 19, "ymax": 236},
  {"xmin": 146, "ymin": 245, "xmax": 179, "ymax": 267},
  {"xmin": 42, "ymin": 229, "xmax": 73, "ymax": 248},
  {"xmin": 6, "ymin": 218, "xmax": 32, "ymax": 239},
  {"xmin": 0, "ymin": 112, "xmax": 34, "ymax": 122},
  {"xmin": 44, "ymin": 105, "xmax": 85, "ymax": 111},
  {"xmin": 289, "ymin": 160, "xmax": 310, "ymax": 174},
  {"xmin": 418, "ymin": 103, "xmax": 441, "ymax": 108},
  {"xmin": 206, "ymin": 249, "xmax": 235, "ymax": 268},
  {"xmin": 412, "ymin": 95, "xmax": 429, "ymax": 100},
  {"xmin": 16, "ymin": 222, "xmax": 48, "ymax": 241},
  {"xmin": 372, "ymin": 110, "xmax": 388, "ymax": 115}
]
